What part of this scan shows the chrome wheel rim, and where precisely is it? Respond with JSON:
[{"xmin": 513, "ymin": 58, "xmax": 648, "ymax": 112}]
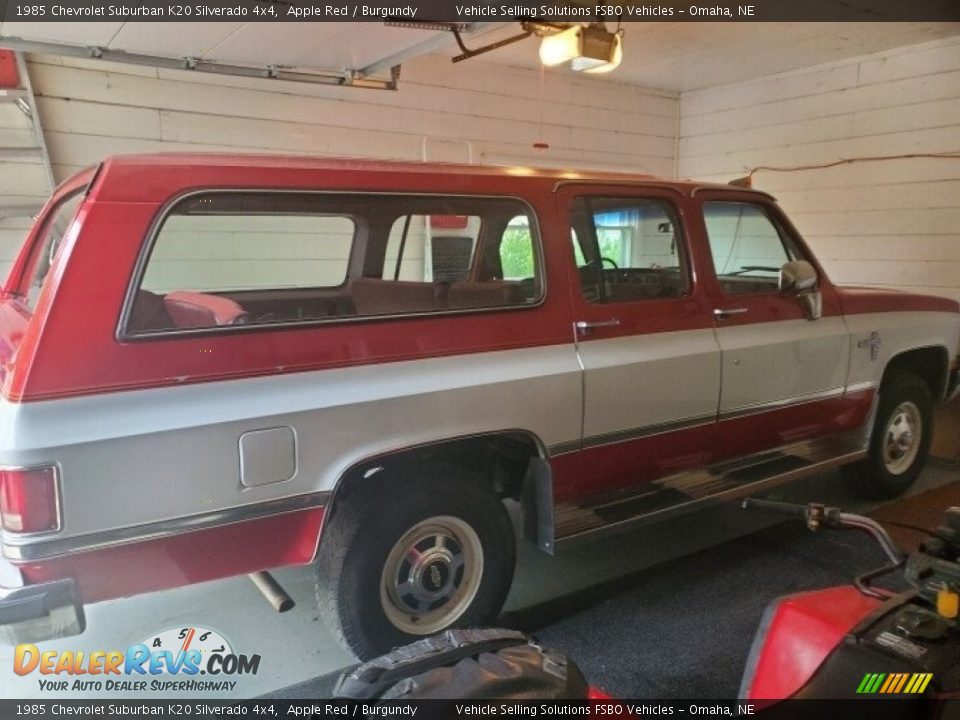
[
  {"xmin": 882, "ymin": 401, "xmax": 921, "ymax": 475},
  {"xmin": 380, "ymin": 515, "xmax": 483, "ymax": 635}
]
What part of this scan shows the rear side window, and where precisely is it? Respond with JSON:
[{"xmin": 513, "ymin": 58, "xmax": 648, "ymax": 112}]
[
  {"xmin": 141, "ymin": 213, "xmax": 355, "ymax": 293},
  {"xmin": 22, "ymin": 192, "xmax": 83, "ymax": 311},
  {"xmin": 125, "ymin": 192, "xmax": 542, "ymax": 335}
]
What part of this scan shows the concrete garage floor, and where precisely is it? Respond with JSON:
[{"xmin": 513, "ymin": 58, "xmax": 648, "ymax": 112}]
[{"xmin": 2, "ymin": 464, "xmax": 958, "ymax": 700}]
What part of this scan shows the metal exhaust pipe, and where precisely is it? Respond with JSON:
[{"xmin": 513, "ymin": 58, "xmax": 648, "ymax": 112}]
[{"xmin": 248, "ymin": 571, "xmax": 294, "ymax": 613}]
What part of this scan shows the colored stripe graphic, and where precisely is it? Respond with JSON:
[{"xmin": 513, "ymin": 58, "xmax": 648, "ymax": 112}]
[
  {"xmin": 869, "ymin": 673, "xmax": 886, "ymax": 693},
  {"xmin": 857, "ymin": 672, "xmax": 932, "ymax": 694},
  {"xmin": 879, "ymin": 674, "xmax": 896, "ymax": 693}
]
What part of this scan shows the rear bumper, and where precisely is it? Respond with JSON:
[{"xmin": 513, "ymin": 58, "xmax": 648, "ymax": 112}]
[{"xmin": 0, "ymin": 559, "xmax": 84, "ymax": 644}]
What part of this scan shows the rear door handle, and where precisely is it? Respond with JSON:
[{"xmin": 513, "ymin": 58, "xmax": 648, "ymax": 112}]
[
  {"xmin": 575, "ymin": 319, "xmax": 620, "ymax": 334},
  {"xmin": 713, "ymin": 308, "xmax": 748, "ymax": 319}
]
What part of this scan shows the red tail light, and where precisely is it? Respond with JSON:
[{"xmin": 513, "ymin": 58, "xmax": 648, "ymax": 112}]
[{"xmin": 0, "ymin": 465, "xmax": 60, "ymax": 533}]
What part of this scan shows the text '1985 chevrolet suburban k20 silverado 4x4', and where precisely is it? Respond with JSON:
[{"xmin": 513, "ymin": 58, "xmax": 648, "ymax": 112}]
[{"xmin": 0, "ymin": 154, "xmax": 958, "ymax": 659}]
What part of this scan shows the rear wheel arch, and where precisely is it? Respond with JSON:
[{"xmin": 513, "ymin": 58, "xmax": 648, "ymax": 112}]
[
  {"xmin": 312, "ymin": 430, "xmax": 553, "ymax": 658},
  {"xmin": 321, "ymin": 430, "xmax": 551, "ymax": 529}
]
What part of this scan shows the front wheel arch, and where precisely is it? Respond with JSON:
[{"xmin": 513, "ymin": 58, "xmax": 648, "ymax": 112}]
[
  {"xmin": 879, "ymin": 345, "xmax": 949, "ymax": 401},
  {"xmin": 843, "ymin": 370, "xmax": 933, "ymax": 499}
]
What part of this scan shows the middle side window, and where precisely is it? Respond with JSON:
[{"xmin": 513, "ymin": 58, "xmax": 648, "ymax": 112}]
[{"xmin": 570, "ymin": 196, "xmax": 690, "ymax": 304}]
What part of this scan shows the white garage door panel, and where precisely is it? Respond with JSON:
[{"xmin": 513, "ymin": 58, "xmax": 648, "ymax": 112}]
[
  {"xmin": 43, "ymin": 130, "xmax": 220, "ymax": 165},
  {"xmin": 158, "ymin": 110, "xmax": 426, "ymax": 159},
  {"xmin": 36, "ymin": 96, "xmax": 162, "ymax": 141},
  {"xmin": 201, "ymin": 23, "xmax": 348, "ymax": 68},
  {"xmin": 108, "ymin": 22, "xmax": 246, "ymax": 59},
  {"xmin": 27, "ymin": 59, "xmax": 670, "ymax": 153},
  {"xmin": 195, "ymin": 22, "xmax": 434, "ymax": 70}
]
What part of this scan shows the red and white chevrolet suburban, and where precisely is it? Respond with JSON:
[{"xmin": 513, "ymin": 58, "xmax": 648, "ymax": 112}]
[{"xmin": 0, "ymin": 154, "xmax": 957, "ymax": 659}]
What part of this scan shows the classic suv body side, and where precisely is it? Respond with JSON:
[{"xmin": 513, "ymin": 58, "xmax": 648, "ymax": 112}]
[
  {"xmin": 0, "ymin": 160, "xmax": 584, "ymax": 602},
  {"xmin": 1, "ymin": 155, "xmax": 957, "ymax": 657}
]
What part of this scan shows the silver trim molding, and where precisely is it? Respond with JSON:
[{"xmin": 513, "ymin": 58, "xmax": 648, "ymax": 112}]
[
  {"xmin": 547, "ymin": 440, "xmax": 581, "ymax": 457},
  {"xmin": 846, "ymin": 381, "xmax": 879, "ymax": 395},
  {"xmin": 3, "ymin": 491, "xmax": 330, "ymax": 562},
  {"xmin": 581, "ymin": 413, "xmax": 717, "ymax": 451},
  {"xmin": 718, "ymin": 387, "xmax": 846, "ymax": 421},
  {"xmin": 549, "ymin": 388, "xmax": 861, "ymax": 456}
]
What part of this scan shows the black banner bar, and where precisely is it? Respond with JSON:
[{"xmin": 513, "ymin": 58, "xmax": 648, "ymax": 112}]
[
  {"xmin": 0, "ymin": 699, "xmax": 954, "ymax": 720},
  {"xmin": 0, "ymin": 0, "xmax": 958, "ymax": 23}
]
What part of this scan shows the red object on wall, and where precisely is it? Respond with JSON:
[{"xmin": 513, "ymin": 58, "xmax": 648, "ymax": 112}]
[
  {"xmin": 0, "ymin": 51, "xmax": 20, "ymax": 89},
  {"xmin": 430, "ymin": 214, "xmax": 469, "ymax": 229}
]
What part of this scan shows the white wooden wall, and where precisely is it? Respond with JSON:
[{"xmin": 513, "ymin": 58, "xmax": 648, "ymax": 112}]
[
  {"xmin": 0, "ymin": 52, "xmax": 677, "ymax": 283},
  {"xmin": 0, "ymin": 87, "xmax": 45, "ymax": 277},
  {"xmin": 5, "ymin": 37, "xmax": 958, "ymax": 301},
  {"xmin": 678, "ymin": 37, "xmax": 960, "ymax": 302}
]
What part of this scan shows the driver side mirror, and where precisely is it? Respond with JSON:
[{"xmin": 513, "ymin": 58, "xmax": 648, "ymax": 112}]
[
  {"xmin": 779, "ymin": 260, "xmax": 817, "ymax": 294},
  {"xmin": 780, "ymin": 260, "xmax": 822, "ymax": 321}
]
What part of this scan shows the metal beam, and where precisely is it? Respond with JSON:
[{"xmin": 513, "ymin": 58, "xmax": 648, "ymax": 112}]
[
  {"xmin": 359, "ymin": 22, "xmax": 496, "ymax": 77},
  {"xmin": 0, "ymin": 36, "xmax": 399, "ymax": 91},
  {"xmin": 13, "ymin": 52, "xmax": 55, "ymax": 192}
]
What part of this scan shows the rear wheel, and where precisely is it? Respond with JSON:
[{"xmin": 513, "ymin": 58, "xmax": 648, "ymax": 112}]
[
  {"xmin": 842, "ymin": 371, "xmax": 933, "ymax": 499},
  {"xmin": 315, "ymin": 466, "xmax": 515, "ymax": 660}
]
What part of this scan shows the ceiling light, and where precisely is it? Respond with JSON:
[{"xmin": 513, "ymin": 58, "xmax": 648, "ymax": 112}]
[
  {"xmin": 539, "ymin": 24, "xmax": 623, "ymax": 74},
  {"xmin": 538, "ymin": 25, "xmax": 581, "ymax": 67}
]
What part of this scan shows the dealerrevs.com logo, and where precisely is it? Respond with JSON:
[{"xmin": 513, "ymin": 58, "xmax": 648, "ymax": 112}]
[{"xmin": 14, "ymin": 626, "xmax": 261, "ymax": 693}]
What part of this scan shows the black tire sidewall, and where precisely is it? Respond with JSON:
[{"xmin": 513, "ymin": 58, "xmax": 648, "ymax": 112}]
[
  {"xmin": 863, "ymin": 372, "xmax": 933, "ymax": 497},
  {"xmin": 317, "ymin": 473, "xmax": 515, "ymax": 660}
]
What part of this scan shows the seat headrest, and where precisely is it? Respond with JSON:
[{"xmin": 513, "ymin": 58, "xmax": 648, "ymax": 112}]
[{"xmin": 163, "ymin": 291, "xmax": 248, "ymax": 329}]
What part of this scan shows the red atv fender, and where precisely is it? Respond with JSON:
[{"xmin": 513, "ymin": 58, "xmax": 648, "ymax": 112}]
[{"xmin": 740, "ymin": 585, "xmax": 882, "ymax": 700}]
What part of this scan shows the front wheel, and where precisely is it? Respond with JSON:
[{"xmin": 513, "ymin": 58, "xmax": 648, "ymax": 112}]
[
  {"xmin": 315, "ymin": 468, "xmax": 516, "ymax": 660},
  {"xmin": 842, "ymin": 371, "xmax": 933, "ymax": 499}
]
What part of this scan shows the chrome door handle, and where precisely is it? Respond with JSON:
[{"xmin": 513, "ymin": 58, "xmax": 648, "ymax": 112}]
[
  {"xmin": 575, "ymin": 319, "xmax": 620, "ymax": 333},
  {"xmin": 713, "ymin": 308, "xmax": 748, "ymax": 319}
]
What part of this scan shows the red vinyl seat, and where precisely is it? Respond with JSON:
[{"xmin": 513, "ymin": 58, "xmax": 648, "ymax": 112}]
[{"xmin": 163, "ymin": 291, "xmax": 249, "ymax": 329}]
